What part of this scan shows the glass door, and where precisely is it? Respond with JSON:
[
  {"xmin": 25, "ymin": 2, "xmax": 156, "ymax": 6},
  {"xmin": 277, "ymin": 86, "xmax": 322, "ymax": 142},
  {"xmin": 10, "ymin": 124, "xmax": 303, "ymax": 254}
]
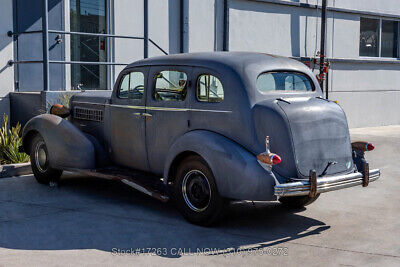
[{"xmin": 70, "ymin": 0, "xmax": 107, "ymax": 90}]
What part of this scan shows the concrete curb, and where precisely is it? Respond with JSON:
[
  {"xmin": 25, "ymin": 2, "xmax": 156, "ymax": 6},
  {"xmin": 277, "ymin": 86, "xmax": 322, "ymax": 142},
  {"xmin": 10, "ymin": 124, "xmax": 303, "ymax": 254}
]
[{"xmin": 0, "ymin": 162, "xmax": 32, "ymax": 178}]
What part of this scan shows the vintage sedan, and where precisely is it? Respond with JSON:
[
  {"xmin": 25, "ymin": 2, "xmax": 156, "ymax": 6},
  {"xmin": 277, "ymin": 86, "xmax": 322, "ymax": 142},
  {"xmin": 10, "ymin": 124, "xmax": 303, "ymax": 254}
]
[{"xmin": 21, "ymin": 52, "xmax": 380, "ymax": 225}]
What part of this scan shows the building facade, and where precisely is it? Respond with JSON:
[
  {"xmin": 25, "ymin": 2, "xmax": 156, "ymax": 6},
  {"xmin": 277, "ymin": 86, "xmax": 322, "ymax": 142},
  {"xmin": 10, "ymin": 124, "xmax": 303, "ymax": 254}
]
[{"xmin": 0, "ymin": 0, "xmax": 399, "ymax": 128}]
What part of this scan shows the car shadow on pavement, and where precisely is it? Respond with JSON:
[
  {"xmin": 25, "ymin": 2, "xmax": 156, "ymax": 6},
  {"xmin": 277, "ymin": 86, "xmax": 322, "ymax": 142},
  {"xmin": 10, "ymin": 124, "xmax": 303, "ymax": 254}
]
[{"xmin": 0, "ymin": 174, "xmax": 330, "ymax": 258}]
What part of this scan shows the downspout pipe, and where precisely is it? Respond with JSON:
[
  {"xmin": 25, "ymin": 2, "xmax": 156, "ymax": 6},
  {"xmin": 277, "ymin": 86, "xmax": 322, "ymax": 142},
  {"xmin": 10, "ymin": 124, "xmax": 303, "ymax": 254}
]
[
  {"xmin": 223, "ymin": 0, "xmax": 229, "ymax": 51},
  {"xmin": 144, "ymin": 0, "xmax": 149, "ymax": 58},
  {"xmin": 319, "ymin": 0, "xmax": 327, "ymax": 97},
  {"xmin": 42, "ymin": 0, "xmax": 50, "ymax": 91},
  {"xmin": 180, "ymin": 0, "xmax": 184, "ymax": 53}
]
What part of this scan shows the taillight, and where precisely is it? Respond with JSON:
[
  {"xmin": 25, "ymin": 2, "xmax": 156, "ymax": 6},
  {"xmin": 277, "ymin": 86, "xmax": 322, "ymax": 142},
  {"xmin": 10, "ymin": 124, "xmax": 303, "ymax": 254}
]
[
  {"xmin": 272, "ymin": 154, "xmax": 281, "ymax": 165},
  {"xmin": 257, "ymin": 135, "xmax": 282, "ymax": 169},
  {"xmin": 257, "ymin": 153, "xmax": 282, "ymax": 165},
  {"xmin": 352, "ymin": 141, "xmax": 375, "ymax": 152},
  {"xmin": 366, "ymin": 143, "xmax": 375, "ymax": 151}
]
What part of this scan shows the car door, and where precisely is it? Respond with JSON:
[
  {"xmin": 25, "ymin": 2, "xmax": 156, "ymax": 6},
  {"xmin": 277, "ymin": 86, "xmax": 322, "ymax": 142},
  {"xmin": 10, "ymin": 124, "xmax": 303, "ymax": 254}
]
[
  {"xmin": 109, "ymin": 67, "xmax": 149, "ymax": 171},
  {"xmin": 145, "ymin": 66, "xmax": 192, "ymax": 175}
]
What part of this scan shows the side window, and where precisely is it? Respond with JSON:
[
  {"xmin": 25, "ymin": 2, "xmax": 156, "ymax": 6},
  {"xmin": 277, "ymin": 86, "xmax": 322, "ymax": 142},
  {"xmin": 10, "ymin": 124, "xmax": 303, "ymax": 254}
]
[
  {"xmin": 197, "ymin": 74, "xmax": 224, "ymax": 102},
  {"xmin": 154, "ymin": 70, "xmax": 187, "ymax": 101},
  {"xmin": 118, "ymin": 74, "xmax": 130, "ymax": 98},
  {"xmin": 118, "ymin": 72, "xmax": 145, "ymax": 99},
  {"xmin": 129, "ymin": 72, "xmax": 145, "ymax": 100}
]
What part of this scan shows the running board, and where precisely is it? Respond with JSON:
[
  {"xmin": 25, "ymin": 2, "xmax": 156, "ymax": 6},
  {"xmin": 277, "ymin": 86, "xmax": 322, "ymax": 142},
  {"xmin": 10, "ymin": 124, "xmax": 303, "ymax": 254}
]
[{"xmin": 66, "ymin": 167, "xmax": 170, "ymax": 202}]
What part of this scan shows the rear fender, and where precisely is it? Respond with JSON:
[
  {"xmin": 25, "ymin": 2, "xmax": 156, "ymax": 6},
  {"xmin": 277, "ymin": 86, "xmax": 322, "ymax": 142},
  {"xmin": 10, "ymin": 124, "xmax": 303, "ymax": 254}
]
[
  {"xmin": 22, "ymin": 114, "xmax": 95, "ymax": 170},
  {"xmin": 164, "ymin": 130, "xmax": 278, "ymax": 201}
]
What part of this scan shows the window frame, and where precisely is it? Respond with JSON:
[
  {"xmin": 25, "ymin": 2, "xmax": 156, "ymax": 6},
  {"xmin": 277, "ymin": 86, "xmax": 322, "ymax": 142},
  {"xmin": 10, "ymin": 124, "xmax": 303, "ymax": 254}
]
[
  {"xmin": 196, "ymin": 73, "xmax": 225, "ymax": 103},
  {"xmin": 359, "ymin": 16, "xmax": 400, "ymax": 59},
  {"xmin": 256, "ymin": 71, "xmax": 315, "ymax": 94},
  {"xmin": 117, "ymin": 73, "xmax": 130, "ymax": 99},
  {"xmin": 117, "ymin": 71, "xmax": 145, "ymax": 100},
  {"xmin": 153, "ymin": 70, "xmax": 189, "ymax": 102}
]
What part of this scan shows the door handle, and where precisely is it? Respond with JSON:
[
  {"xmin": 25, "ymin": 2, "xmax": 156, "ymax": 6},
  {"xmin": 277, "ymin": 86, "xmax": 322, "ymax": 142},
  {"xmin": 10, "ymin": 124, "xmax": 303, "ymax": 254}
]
[{"xmin": 133, "ymin": 112, "xmax": 152, "ymax": 117}]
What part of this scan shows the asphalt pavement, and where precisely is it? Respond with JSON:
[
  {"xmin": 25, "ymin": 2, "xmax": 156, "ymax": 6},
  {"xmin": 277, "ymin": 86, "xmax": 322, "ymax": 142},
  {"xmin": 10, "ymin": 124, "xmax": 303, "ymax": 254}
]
[{"xmin": 0, "ymin": 126, "xmax": 399, "ymax": 266}]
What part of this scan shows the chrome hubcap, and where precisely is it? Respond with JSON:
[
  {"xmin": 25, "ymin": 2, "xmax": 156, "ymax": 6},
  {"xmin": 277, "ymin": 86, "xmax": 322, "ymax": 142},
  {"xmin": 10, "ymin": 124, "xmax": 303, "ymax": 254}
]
[
  {"xmin": 34, "ymin": 141, "xmax": 48, "ymax": 173},
  {"xmin": 182, "ymin": 170, "xmax": 211, "ymax": 212}
]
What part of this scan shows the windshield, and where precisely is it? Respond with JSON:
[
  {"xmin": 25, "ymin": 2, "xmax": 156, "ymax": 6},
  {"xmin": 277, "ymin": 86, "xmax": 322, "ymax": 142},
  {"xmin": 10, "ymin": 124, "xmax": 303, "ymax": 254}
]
[{"xmin": 256, "ymin": 72, "xmax": 314, "ymax": 93}]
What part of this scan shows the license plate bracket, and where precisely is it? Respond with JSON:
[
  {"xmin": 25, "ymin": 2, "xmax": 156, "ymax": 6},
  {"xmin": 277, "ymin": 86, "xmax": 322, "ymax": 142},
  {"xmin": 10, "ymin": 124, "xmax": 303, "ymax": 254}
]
[{"xmin": 309, "ymin": 169, "xmax": 317, "ymax": 197}]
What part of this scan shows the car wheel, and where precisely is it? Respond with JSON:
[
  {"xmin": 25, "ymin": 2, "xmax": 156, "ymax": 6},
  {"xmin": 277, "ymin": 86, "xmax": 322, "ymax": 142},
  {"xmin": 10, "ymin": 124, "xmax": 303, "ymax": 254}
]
[
  {"xmin": 30, "ymin": 135, "xmax": 62, "ymax": 185},
  {"xmin": 173, "ymin": 155, "xmax": 228, "ymax": 226},
  {"xmin": 279, "ymin": 194, "xmax": 320, "ymax": 209}
]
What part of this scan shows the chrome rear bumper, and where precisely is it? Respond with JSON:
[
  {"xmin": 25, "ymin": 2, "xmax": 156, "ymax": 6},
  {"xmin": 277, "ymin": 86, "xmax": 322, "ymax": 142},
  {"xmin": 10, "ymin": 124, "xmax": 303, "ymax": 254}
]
[{"xmin": 274, "ymin": 169, "xmax": 380, "ymax": 197}]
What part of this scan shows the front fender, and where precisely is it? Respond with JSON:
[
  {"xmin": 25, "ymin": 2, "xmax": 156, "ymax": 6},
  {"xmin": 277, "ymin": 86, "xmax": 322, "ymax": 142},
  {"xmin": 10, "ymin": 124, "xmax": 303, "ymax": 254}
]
[
  {"xmin": 164, "ymin": 130, "xmax": 277, "ymax": 201},
  {"xmin": 22, "ymin": 114, "xmax": 95, "ymax": 170}
]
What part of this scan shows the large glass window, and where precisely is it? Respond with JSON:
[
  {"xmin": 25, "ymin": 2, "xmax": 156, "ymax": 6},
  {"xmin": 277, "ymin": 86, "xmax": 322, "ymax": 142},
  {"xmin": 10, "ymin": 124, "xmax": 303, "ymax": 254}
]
[
  {"xmin": 154, "ymin": 71, "xmax": 187, "ymax": 101},
  {"xmin": 257, "ymin": 72, "xmax": 313, "ymax": 93},
  {"xmin": 118, "ymin": 72, "xmax": 145, "ymax": 99},
  {"xmin": 381, "ymin": 20, "xmax": 399, "ymax": 58},
  {"xmin": 197, "ymin": 75, "xmax": 224, "ymax": 102},
  {"xmin": 70, "ymin": 0, "xmax": 107, "ymax": 90},
  {"xmin": 359, "ymin": 17, "xmax": 380, "ymax": 57}
]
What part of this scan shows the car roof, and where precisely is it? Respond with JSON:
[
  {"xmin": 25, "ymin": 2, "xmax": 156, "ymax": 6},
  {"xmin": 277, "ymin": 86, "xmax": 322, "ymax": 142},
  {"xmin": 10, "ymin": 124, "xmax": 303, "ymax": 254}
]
[
  {"xmin": 126, "ymin": 51, "xmax": 309, "ymax": 74},
  {"xmin": 125, "ymin": 52, "xmax": 321, "ymax": 104}
]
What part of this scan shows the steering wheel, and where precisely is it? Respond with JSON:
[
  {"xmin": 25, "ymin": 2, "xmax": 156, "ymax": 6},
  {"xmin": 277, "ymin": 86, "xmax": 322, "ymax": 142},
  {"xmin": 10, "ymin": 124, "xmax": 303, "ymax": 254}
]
[{"xmin": 131, "ymin": 85, "xmax": 144, "ymax": 96}]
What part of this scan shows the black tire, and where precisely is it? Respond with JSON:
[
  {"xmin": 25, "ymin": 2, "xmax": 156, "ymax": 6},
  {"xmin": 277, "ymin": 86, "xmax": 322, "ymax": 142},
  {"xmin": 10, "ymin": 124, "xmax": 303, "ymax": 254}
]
[
  {"xmin": 279, "ymin": 193, "xmax": 320, "ymax": 209},
  {"xmin": 30, "ymin": 135, "xmax": 63, "ymax": 185},
  {"xmin": 173, "ymin": 155, "xmax": 228, "ymax": 226}
]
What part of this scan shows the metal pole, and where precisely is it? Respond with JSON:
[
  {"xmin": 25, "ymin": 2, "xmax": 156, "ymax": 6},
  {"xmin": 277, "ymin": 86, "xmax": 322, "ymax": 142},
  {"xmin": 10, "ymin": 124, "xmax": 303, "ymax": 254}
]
[
  {"xmin": 179, "ymin": 0, "xmax": 184, "ymax": 53},
  {"xmin": 42, "ymin": 0, "xmax": 50, "ymax": 91},
  {"xmin": 143, "ymin": 0, "xmax": 149, "ymax": 58},
  {"xmin": 319, "ymin": 0, "xmax": 327, "ymax": 94},
  {"xmin": 223, "ymin": 0, "xmax": 229, "ymax": 51}
]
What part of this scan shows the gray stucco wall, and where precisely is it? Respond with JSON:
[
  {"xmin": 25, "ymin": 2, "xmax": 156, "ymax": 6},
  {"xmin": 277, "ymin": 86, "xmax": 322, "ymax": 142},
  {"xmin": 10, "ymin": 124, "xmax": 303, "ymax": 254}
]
[{"xmin": 216, "ymin": 0, "xmax": 400, "ymax": 127}]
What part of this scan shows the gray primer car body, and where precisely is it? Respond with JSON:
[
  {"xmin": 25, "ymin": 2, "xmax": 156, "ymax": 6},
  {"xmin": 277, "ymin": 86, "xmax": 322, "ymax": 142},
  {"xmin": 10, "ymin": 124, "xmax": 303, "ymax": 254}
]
[{"xmin": 21, "ymin": 52, "xmax": 379, "ymax": 201}]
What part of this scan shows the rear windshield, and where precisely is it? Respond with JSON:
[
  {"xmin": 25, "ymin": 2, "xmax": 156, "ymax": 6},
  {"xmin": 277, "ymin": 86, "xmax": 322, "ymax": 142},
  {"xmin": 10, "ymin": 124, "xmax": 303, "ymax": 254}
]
[{"xmin": 256, "ymin": 72, "xmax": 314, "ymax": 93}]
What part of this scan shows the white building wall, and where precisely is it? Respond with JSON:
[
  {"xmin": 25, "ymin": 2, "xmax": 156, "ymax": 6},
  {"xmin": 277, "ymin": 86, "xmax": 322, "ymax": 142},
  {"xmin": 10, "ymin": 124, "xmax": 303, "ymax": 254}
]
[
  {"xmin": 333, "ymin": 0, "xmax": 400, "ymax": 15},
  {"xmin": 0, "ymin": 0, "xmax": 13, "ymax": 122},
  {"xmin": 258, "ymin": 0, "xmax": 400, "ymax": 15},
  {"xmin": 148, "ymin": 0, "xmax": 170, "ymax": 57},
  {"xmin": 229, "ymin": 0, "xmax": 321, "ymax": 58},
  {"xmin": 112, "ymin": 0, "xmax": 178, "ymax": 79},
  {"xmin": 113, "ymin": 0, "xmax": 144, "ymax": 78},
  {"xmin": 326, "ymin": 8, "xmax": 400, "ymax": 127},
  {"xmin": 188, "ymin": 0, "xmax": 215, "ymax": 52}
]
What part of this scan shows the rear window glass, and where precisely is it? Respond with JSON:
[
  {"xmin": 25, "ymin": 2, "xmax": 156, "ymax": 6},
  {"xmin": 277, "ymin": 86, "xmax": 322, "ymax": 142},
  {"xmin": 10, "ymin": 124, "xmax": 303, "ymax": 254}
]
[{"xmin": 256, "ymin": 72, "xmax": 313, "ymax": 93}]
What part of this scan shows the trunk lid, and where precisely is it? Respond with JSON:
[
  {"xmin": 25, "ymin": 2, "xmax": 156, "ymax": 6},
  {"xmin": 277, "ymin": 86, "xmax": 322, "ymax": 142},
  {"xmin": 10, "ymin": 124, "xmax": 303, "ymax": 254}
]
[{"xmin": 277, "ymin": 97, "xmax": 354, "ymax": 178}]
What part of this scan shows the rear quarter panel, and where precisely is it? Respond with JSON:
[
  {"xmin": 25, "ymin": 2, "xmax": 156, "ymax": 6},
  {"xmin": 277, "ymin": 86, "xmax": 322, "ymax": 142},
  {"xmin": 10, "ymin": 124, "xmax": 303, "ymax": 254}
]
[{"xmin": 164, "ymin": 130, "xmax": 277, "ymax": 201}]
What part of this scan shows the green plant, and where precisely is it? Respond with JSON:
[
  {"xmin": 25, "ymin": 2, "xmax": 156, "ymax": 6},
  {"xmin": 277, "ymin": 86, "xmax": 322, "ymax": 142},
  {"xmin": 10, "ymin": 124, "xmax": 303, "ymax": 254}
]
[{"xmin": 0, "ymin": 114, "xmax": 30, "ymax": 164}]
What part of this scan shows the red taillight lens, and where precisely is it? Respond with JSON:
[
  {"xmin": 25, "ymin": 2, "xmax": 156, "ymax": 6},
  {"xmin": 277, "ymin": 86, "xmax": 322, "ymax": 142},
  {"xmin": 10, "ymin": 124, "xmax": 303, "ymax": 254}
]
[
  {"xmin": 257, "ymin": 153, "xmax": 282, "ymax": 165},
  {"xmin": 366, "ymin": 143, "xmax": 375, "ymax": 151},
  {"xmin": 272, "ymin": 154, "xmax": 281, "ymax": 165}
]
